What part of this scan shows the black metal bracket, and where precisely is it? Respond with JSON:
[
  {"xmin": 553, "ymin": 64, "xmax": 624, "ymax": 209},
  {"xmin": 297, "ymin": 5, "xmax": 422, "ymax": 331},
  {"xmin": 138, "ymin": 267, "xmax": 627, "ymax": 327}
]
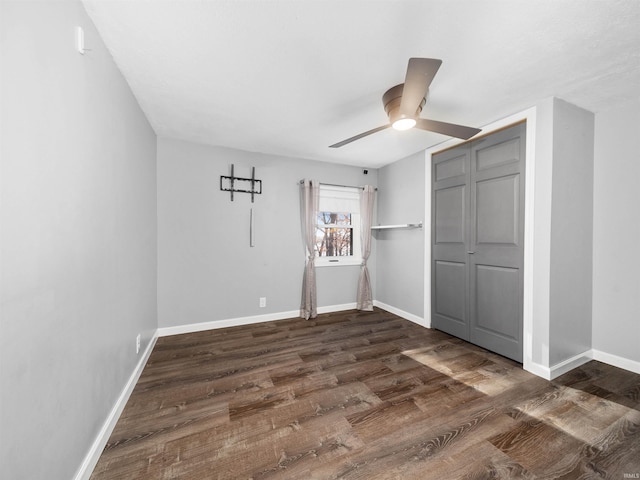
[{"xmin": 220, "ymin": 165, "xmax": 262, "ymax": 202}]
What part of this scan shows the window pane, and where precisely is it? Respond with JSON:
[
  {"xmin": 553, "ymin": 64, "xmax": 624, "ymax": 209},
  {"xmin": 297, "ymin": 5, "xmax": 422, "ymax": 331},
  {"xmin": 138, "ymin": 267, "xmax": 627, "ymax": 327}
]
[
  {"xmin": 315, "ymin": 226, "xmax": 353, "ymax": 257},
  {"xmin": 315, "ymin": 211, "xmax": 354, "ymax": 257},
  {"xmin": 316, "ymin": 211, "xmax": 351, "ymax": 226}
]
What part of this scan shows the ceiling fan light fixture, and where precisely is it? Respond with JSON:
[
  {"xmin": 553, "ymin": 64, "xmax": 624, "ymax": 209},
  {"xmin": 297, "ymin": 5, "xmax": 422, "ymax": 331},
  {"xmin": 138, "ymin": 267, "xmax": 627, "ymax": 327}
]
[
  {"xmin": 392, "ymin": 118, "xmax": 416, "ymax": 131},
  {"xmin": 329, "ymin": 58, "xmax": 481, "ymax": 148}
]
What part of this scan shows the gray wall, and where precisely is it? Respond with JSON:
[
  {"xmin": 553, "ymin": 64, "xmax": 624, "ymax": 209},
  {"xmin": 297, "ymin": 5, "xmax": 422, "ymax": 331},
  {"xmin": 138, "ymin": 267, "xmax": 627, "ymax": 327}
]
[
  {"xmin": 592, "ymin": 98, "xmax": 640, "ymax": 365},
  {"xmin": 157, "ymin": 137, "xmax": 377, "ymax": 327},
  {"xmin": 375, "ymin": 151, "xmax": 425, "ymax": 319},
  {"xmin": 528, "ymin": 98, "xmax": 595, "ymax": 369},
  {"xmin": 548, "ymin": 99, "xmax": 594, "ymax": 365},
  {"xmin": 0, "ymin": 2, "xmax": 157, "ymax": 479}
]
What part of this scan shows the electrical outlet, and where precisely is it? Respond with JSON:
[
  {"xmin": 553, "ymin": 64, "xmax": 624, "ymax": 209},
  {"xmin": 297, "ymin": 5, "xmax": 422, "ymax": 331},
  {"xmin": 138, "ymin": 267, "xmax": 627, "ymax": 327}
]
[
  {"xmin": 259, "ymin": 297, "xmax": 266, "ymax": 308},
  {"xmin": 136, "ymin": 334, "xmax": 141, "ymax": 354}
]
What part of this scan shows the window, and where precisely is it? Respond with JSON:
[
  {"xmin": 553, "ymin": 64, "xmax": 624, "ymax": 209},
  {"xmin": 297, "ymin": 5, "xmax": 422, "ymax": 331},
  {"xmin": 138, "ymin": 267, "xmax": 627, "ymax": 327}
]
[
  {"xmin": 315, "ymin": 185, "xmax": 361, "ymax": 266},
  {"xmin": 316, "ymin": 212, "xmax": 354, "ymax": 257}
]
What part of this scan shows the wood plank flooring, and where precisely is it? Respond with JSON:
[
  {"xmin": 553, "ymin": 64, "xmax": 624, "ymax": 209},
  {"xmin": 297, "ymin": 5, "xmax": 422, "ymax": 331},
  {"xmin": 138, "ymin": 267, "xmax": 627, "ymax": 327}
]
[{"xmin": 90, "ymin": 309, "xmax": 640, "ymax": 479}]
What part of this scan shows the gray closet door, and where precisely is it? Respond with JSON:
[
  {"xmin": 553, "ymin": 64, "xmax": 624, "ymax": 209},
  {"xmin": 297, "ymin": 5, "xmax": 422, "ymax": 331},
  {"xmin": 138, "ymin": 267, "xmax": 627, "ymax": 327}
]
[
  {"xmin": 431, "ymin": 144, "xmax": 470, "ymax": 341},
  {"xmin": 432, "ymin": 123, "xmax": 525, "ymax": 362}
]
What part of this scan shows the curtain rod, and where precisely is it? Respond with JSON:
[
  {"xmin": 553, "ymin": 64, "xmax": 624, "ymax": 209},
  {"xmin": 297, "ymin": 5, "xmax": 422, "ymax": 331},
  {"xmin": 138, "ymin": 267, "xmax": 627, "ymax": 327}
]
[{"xmin": 298, "ymin": 180, "xmax": 377, "ymax": 191}]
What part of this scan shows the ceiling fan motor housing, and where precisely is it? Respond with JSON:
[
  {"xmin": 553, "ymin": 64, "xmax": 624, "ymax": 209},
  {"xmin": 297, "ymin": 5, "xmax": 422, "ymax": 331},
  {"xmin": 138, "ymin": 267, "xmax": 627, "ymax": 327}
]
[{"xmin": 383, "ymin": 84, "xmax": 426, "ymax": 123}]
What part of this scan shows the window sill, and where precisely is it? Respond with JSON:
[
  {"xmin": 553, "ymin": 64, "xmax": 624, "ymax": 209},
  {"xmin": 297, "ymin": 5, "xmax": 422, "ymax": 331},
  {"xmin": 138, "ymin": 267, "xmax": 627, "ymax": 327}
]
[{"xmin": 315, "ymin": 258, "xmax": 362, "ymax": 267}]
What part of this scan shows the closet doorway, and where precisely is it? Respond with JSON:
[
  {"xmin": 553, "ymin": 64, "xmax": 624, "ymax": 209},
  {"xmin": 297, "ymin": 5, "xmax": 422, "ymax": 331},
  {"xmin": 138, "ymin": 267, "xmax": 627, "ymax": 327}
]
[{"xmin": 431, "ymin": 122, "xmax": 526, "ymax": 362}]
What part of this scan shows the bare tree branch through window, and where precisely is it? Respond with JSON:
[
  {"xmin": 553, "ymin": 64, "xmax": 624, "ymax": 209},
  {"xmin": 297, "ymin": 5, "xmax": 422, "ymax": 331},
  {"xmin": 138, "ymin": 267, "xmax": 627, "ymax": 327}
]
[{"xmin": 315, "ymin": 212, "xmax": 353, "ymax": 257}]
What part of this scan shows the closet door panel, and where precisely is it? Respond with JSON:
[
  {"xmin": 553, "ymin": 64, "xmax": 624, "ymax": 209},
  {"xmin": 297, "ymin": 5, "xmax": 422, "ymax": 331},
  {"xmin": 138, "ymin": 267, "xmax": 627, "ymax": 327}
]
[
  {"xmin": 475, "ymin": 174, "xmax": 519, "ymax": 246},
  {"xmin": 433, "ymin": 260, "xmax": 467, "ymax": 339},
  {"xmin": 431, "ymin": 144, "xmax": 470, "ymax": 340},
  {"xmin": 434, "ymin": 185, "xmax": 466, "ymax": 245},
  {"xmin": 474, "ymin": 265, "xmax": 519, "ymax": 339},
  {"xmin": 469, "ymin": 124, "xmax": 525, "ymax": 362}
]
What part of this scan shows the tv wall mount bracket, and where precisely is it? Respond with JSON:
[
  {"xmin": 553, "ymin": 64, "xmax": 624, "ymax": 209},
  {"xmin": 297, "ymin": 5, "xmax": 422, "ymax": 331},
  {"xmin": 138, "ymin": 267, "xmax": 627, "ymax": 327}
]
[{"xmin": 220, "ymin": 164, "xmax": 262, "ymax": 202}]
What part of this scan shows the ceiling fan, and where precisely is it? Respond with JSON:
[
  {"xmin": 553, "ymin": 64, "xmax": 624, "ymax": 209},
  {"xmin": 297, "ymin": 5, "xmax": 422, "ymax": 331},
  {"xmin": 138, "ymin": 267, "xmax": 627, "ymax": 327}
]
[{"xmin": 329, "ymin": 58, "xmax": 481, "ymax": 148}]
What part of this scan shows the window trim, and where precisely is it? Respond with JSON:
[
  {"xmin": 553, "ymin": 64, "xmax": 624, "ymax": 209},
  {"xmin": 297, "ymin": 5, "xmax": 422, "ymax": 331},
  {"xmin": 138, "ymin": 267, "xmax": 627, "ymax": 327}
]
[{"xmin": 314, "ymin": 186, "xmax": 362, "ymax": 267}]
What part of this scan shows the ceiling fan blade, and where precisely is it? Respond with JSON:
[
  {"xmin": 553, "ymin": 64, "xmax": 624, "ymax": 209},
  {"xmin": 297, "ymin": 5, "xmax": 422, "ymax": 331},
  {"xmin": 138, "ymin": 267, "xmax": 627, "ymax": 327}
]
[
  {"xmin": 415, "ymin": 118, "xmax": 481, "ymax": 140},
  {"xmin": 329, "ymin": 124, "xmax": 391, "ymax": 148},
  {"xmin": 398, "ymin": 58, "xmax": 442, "ymax": 117}
]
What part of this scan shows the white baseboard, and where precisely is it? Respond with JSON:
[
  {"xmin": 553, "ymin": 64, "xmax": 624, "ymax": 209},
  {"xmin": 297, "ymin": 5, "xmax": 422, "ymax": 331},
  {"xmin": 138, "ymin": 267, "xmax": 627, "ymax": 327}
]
[
  {"xmin": 523, "ymin": 360, "xmax": 553, "ymax": 380},
  {"xmin": 527, "ymin": 349, "xmax": 640, "ymax": 380},
  {"xmin": 524, "ymin": 351, "xmax": 593, "ymax": 380},
  {"xmin": 157, "ymin": 303, "xmax": 359, "ymax": 337},
  {"xmin": 73, "ymin": 334, "xmax": 158, "ymax": 480},
  {"xmin": 318, "ymin": 302, "xmax": 357, "ymax": 314},
  {"xmin": 549, "ymin": 350, "xmax": 594, "ymax": 380},
  {"xmin": 158, "ymin": 310, "xmax": 298, "ymax": 337},
  {"xmin": 592, "ymin": 349, "xmax": 640, "ymax": 375},
  {"xmin": 373, "ymin": 301, "xmax": 426, "ymax": 328}
]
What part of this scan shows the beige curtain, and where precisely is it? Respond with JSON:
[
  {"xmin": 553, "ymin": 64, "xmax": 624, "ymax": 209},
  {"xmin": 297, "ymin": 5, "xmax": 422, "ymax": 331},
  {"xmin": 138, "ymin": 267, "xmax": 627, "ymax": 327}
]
[
  {"xmin": 300, "ymin": 179, "xmax": 320, "ymax": 319},
  {"xmin": 357, "ymin": 185, "xmax": 375, "ymax": 311}
]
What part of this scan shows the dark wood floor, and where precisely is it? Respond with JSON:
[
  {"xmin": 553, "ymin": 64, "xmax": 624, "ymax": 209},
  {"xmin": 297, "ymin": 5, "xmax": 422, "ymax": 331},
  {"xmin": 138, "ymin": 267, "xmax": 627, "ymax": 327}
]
[{"xmin": 91, "ymin": 309, "xmax": 640, "ymax": 479}]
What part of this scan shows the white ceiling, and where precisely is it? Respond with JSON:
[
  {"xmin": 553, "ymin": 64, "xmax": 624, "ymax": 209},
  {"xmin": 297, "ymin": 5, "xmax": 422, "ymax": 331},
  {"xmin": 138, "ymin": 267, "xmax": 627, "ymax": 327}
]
[{"xmin": 82, "ymin": 0, "xmax": 640, "ymax": 168}]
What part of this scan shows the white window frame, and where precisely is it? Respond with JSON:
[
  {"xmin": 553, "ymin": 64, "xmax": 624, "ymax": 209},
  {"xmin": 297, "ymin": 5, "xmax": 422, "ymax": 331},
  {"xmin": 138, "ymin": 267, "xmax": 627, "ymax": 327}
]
[{"xmin": 315, "ymin": 185, "xmax": 362, "ymax": 267}]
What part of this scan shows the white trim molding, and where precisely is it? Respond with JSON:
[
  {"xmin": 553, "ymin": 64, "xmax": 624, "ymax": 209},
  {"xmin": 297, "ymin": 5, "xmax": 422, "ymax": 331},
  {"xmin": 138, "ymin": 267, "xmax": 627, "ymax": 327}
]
[
  {"xmin": 424, "ymin": 145, "xmax": 433, "ymax": 330},
  {"xmin": 534, "ymin": 350, "xmax": 640, "ymax": 380},
  {"xmin": 318, "ymin": 302, "xmax": 357, "ymax": 314},
  {"xmin": 73, "ymin": 335, "xmax": 158, "ymax": 480},
  {"xmin": 157, "ymin": 303, "xmax": 358, "ymax": 337},
  {"xmin": 374, "ymin": 300, "xmax": 425, "ymax": 327},
  {"xmin": 549, "ymin": 350, "xmax": 594, "ymax": 380},
  {"xmin": 592, "ymin": 349, "xmax": 640, "ymax": 375},
  {"xmin": 158, "ymin": 310, "xmax": 299, "ymax": 337},
  {"xmin": 526, "ymin": 351, "xmax": 593, "ymax": 381}
]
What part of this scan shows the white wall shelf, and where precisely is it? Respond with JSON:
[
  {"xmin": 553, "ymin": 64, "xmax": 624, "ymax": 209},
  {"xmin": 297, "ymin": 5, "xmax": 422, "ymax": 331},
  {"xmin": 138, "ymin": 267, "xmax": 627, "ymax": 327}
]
[{"xmin": 371, "ymin": 222, "xmax": 423, "ymax": 230}]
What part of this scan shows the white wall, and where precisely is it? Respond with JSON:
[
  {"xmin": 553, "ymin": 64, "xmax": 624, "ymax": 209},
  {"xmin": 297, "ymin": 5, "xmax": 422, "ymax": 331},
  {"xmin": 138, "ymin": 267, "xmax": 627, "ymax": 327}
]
[
  {"xmin": 375, "ymin": 151, "xmax": 425, "ymax": 321},
  {"xmin": 0, "ymin": 2, "xmax": 157, "ymax": 479},
  {"xmin": 157, "ymin": 137, "xmax": 376, "ymax": 328},
  {"xmin": 592, "ymin": 98, "xmax": 640, "ymax": 367},
  {"xmin": 530, "ymin": 99, "xmax": 554, "ymax": 368},
  {"xmin": 548, "ymin": 99, "xmax": 594, "ymax": 365}
]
